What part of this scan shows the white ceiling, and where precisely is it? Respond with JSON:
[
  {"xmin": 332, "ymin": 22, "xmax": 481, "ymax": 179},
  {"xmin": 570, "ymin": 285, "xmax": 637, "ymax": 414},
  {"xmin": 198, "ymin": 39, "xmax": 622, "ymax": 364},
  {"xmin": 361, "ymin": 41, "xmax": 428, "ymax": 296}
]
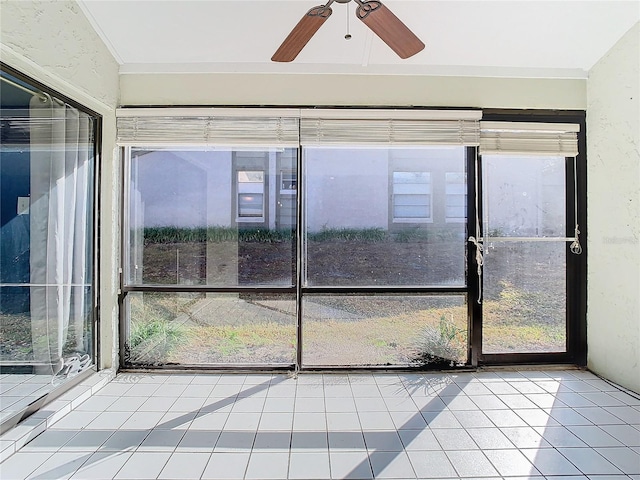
[{"xmin": 78, "ymin": 0, "xmax": 640, "ymax": 79}]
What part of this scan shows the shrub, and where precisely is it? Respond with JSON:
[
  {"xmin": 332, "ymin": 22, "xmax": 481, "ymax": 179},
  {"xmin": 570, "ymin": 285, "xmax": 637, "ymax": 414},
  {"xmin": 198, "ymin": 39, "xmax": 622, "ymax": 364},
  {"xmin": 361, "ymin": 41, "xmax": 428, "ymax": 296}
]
[
  {"xmin": 307, "ymin": 227, "xmax": 386, "ymax": 242},
  {"xmin": 126, "ymin": 318, "xmax": 187, "ymax": 365},
  {"xmin": 412, "ymin": 315, "xmax": 466, "ymax": 368}
]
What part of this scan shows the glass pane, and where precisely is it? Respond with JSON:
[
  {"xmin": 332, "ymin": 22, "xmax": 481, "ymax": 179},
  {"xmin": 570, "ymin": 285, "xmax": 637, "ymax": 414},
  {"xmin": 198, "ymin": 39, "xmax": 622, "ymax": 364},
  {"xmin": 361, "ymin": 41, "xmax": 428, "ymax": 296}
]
[
  {"xmin": 482, "ymin": 242, "xmax": 566, "ymax": 354},
  {"xmin": 446, "ymin": 205, "xmax": 466, "ymax": 219},
  {"xmin": 395, "ymin": 194, "xmax": 430, "ymax": 207},
  {"xmin": 238, "ymin": 171, "xmax": 264, "ymax": 183},
  {"xmin": 281, "ymin": 172, "xmax": 297, "ymax": 191},
  {"xmin": 483, "ymin": 155, "xmax": 566, "ymax": 237},
  {"xmin": 394, "ymin": 183, "xmax": 430, "ymax": 195},
  {"xmin": 1, "ymin": 71, "xmax": 96, "ymax": 426},
  {"xmin": 128, "ymin": 148, "xmax": 297, "ymax": 286},
  {"xmin": 394, "ymin": 204, "xmax": 430, "ymax": 219},
  {"xmin": 303, "ymin": 146, "xmax": 467, "ymax": 287},
  {"xmin": 446, "ymin": 172, "xmax": 466, "ymax": 222},
  {"xmin": 446, "ymin": 172, "xmax": 465, "ymax": 184},
  {"xmin": 447, "ymin": 195, "xmax": 466, "ymax": 207},
  {"xmin": 238, "ymin": 193, "xmax": 264, "ymax": 217},
  {"xmin": 393, "ymin": 171, "xmax": 430, "ymax": 184},
  {"xmin": 302, "ymin": 294, "xmax": 467, "ymax": 366},
  {"xmin": 125, "ymin": 292, "xmax": 296, "ymax": 366}
]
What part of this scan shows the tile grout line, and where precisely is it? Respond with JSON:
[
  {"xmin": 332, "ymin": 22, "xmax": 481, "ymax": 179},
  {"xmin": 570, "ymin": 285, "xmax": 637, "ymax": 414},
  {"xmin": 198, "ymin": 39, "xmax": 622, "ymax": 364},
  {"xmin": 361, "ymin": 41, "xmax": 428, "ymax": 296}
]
[
  {"xmin": 0, "ymin": 369, "xmax": 115, "ymax": 463},
  {"xmin": 2, "ymin": 370, "xmax": 639, "ymax": 480}
]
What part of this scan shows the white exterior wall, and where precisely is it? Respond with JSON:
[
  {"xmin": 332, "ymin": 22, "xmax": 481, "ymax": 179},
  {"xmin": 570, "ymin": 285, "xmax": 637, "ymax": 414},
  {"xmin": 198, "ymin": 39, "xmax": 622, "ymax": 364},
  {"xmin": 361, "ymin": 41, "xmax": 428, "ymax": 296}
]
[
  {"xmin": 133, "ymin": 151, "xmax": 233, "ymax": 228},
  {"xmin": 206, "ymin": 153, "xmax": 234, "ymax": 228},
  {"xmin": 1, "ymin": 0, "xmax": 120, "ymax": 370},
  {"xmin": 0, "ymin": 0, "xmax": 118, "ymax": 109},
  {"xmin": 587, "ymin": 22, "xmax": 640, "ymax": 393},
  {"xmin": 305, "ymin": 149, "xmax": 389, "ymax": 231}
]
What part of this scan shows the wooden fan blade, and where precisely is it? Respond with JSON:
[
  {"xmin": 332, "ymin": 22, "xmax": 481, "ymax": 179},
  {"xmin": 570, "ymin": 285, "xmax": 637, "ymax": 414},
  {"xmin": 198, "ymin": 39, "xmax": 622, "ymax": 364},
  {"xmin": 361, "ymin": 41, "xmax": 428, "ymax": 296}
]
[
  {"xmin": 272, "ymin": 6, "xmax": 333, "ymax": 62},
  {"xmin": 356, "ymin": 1, "xmax": 424, "ymax": 59}
]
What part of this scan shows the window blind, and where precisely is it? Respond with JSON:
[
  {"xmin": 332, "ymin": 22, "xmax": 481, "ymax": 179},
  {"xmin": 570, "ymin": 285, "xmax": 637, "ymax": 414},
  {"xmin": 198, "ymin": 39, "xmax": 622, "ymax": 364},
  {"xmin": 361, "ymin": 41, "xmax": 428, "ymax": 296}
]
[
  {"xmin": 116, "ymin": 108, "xmax": 300, "ymax": 147},
  {"xmin": 300, "ymin": 109, "xmax": 481, "ymax": 146},
  {"xmin": 480, "ymin": 121, "xmax": 580, "ymax": 156},
  {"xmin": 116, "ymin": 108, "xmax": 483, "ymax": 147}
]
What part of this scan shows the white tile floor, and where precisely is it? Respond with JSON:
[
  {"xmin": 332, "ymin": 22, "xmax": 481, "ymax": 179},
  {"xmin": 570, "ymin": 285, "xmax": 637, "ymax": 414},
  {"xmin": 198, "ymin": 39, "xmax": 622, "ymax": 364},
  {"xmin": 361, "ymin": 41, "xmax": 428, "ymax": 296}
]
[
  {"xmin": 0, "ymin": 374, "xmax": 54, "ymax": 424},
  {"xmin": 1, "ymin": 369, "xmax": 639, "ymax": 480}
]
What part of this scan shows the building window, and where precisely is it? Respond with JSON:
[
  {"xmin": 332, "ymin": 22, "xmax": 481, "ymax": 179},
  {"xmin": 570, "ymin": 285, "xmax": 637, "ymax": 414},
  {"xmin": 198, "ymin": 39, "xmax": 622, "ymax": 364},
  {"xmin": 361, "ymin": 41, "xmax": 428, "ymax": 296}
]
[
  {"xmin": 237, "ymin": 170, "xmax": 265, "ymax": 220},
  {"xmin": 392, "ymin": 171, "xmax": 432, "ymax": 222},
  {"xmin": 280, "ymin": 170, "xmax": 297, "ymax": 192},
  {"xmin": 445, "ymin": 172, "xmax": 467, "ymax": 222}
]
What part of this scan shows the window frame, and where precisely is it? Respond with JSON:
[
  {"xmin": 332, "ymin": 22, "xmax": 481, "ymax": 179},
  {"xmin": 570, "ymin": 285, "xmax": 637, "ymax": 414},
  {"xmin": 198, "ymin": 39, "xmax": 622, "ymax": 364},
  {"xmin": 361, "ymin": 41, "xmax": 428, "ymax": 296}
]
[
  {"xmin": 280, "ymin": 170, "xmax": 297, "ymax": 193},
  {"xmin": 236, "ymin": 169, "xmax": 266, "ymax": 222},
  {"xmin": 391, "ymin": 170, "xmax": 433, "ymax": 223},
  {"xmin": 474, "ymin": 109, "xmax": 587, "ymax": 367},
  {"xmin": 445, "ymin": 172, "xmax": 467, "ymax": 223}
]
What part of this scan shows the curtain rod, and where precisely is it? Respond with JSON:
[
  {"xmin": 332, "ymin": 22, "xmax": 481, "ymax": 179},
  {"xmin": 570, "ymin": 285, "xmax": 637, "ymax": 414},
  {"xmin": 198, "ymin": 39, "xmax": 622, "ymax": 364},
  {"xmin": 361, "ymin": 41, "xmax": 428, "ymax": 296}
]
[{"xmin": 0, "ymin": 76, "xmax": 53, "ymax": 102}]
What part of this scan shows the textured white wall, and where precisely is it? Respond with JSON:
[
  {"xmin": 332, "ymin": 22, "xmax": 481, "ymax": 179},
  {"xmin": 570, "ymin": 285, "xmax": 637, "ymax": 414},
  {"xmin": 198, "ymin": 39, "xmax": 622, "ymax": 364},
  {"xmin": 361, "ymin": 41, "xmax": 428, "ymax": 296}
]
[
  {"xmin": 1, "ymin": 0, "xmax": 120, "ymax": 370},
  {"xmin": 587, "ymin": 22, "xmax": 640, "ymax": 393},
  {"xmin": 0, "ymin": 0, "xmax": 118, "ymax": 109}
]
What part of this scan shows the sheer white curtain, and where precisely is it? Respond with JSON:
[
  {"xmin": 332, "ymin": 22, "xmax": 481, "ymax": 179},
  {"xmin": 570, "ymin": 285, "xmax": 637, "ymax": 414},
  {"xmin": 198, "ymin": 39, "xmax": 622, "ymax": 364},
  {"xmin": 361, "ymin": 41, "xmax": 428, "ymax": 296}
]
[{"xmin": 29, "ymin": 95, "xmax": 91, "ymax": 375}]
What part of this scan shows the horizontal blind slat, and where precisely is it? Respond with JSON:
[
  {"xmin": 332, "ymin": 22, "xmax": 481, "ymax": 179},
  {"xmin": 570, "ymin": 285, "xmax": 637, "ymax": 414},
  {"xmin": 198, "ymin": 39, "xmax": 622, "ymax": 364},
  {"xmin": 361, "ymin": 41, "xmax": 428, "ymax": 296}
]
[
  {"xmin": 2, "ymin": 113, "xmax": 94, "ymax": 145},
  {"xmin": 117, "ymin": 109, "xmax": 482, "ymax": 147},
  {"xmin": 300, "ymin": 118, "xmax": 480, "ymax": 146},
  {"xmin": 117, "ymin": 116, "xmax": 299, "ymax": 147},
  {"xmin": 479, "ymin": 121, "xmax": 579, "ymax": 156}
]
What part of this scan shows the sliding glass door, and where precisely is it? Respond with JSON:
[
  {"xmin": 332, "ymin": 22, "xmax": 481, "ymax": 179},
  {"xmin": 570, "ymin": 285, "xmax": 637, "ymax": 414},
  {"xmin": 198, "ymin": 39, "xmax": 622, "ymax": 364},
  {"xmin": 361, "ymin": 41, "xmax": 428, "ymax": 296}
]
[
  {"xmin": 1, "ymin": 67, "xmax": 98, "ymax": 430},
  {"xmin": 477, "ymin": 116, "xmax": 586, "ymax": 363},
  {"xmin": 481, "ymin": 155, "xmax": 568, "ymax": 354}
]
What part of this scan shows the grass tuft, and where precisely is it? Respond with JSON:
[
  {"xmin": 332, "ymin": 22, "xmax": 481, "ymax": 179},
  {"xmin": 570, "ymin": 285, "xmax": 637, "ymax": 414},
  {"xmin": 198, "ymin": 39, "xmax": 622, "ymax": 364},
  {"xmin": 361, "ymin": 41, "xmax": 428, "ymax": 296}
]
[
  {"xmin": 142, "ymin": 226, "xmax": 294, "ymax": 244},
  {"xmin": 307, "ymin": 227, "xmax": 386, "ymax": 242}
]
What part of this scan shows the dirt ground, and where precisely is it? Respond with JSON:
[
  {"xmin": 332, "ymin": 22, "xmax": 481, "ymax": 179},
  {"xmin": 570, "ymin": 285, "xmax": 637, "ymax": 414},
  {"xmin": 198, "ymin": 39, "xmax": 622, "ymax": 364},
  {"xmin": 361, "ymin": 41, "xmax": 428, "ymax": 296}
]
[{"xmin": 139, "ymin": 238, "xmax": 465, "ymax": 287}]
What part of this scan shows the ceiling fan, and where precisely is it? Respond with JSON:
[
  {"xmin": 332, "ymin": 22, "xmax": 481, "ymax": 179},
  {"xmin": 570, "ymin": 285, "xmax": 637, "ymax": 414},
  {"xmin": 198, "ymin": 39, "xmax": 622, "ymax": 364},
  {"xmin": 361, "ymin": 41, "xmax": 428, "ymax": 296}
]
[{"xmin": 271, "ymin": 0, "xmax": 425, "ymax": 62}]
